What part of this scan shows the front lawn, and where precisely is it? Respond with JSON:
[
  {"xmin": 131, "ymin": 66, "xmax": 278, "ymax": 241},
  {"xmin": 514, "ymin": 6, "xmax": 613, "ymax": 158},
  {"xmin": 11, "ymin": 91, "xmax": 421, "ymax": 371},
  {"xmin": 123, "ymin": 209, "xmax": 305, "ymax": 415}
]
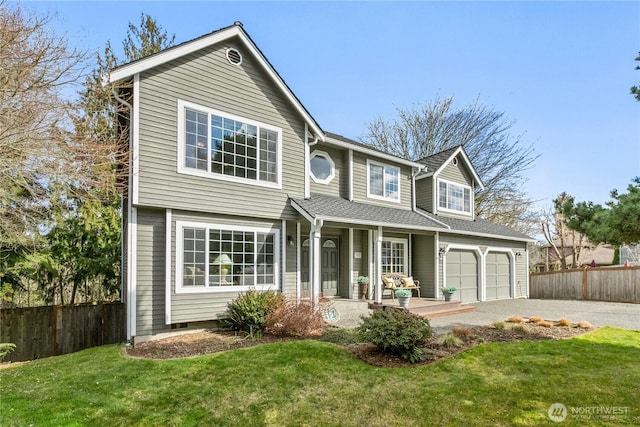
[{"xmin": 1, "ymin": 327, "xmax": 638, "ymax": 426}]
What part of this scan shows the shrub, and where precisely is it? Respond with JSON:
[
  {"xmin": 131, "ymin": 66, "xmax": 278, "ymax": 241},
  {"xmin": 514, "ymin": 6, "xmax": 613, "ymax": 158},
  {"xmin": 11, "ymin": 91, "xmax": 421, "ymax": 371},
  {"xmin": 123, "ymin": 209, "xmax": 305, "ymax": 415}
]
[
  {"xmin": 529, "ymin": 316, "xmax": 543, "ymax": 323},
  {"xmin": 538, "ymin": 320, "xmax": 553, "ymax": 328},
  {"xmin": 357, "ymin": 308, "xmax": 432, "ymax": 363},
  {"xmin": 0, "ymin": 343, "xmax": 16, "ymax": 361},
  {"xmin": 451, "ymin": 326, "xmax": 475, "ymax": 341},
  {"xmin": 225, "ymin": 290, "xmax": 284, "ymax": 337},
  {"xmin": 557, "ymin": 318, "xmax": 571, "ymax": 327},
  {"xmin": 438, "ymin": 333, "xmax": 464, "ymax": 348},
  {"xmin": 577, "ymin": 320, "xmax": 593, "ymax": 329},
  {"xmin": 492, "ymin": 321, "xmax": 505, "ymax": 330},
  {"xmin": 265, "ymin": 298, "xmax": 325, "ymax": 338},
  {"xmin": 507, "ymin": 316, "xmax": 524, "ymax": 323}
]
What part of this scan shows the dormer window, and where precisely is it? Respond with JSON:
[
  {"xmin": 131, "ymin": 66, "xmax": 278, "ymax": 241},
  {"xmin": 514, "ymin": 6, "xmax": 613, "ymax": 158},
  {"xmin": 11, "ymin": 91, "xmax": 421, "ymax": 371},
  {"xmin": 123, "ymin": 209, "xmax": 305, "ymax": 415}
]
[
  {"xmin": 367, "ymin": 160, "xmax": 400, "ymax": 202},
  {"xmin": 310, "ymin": 151, "xmax": 335, "ymax": 184},
  {"xmin": 438, "ymin": 179, "xmax": 472, "ymax": 215}
]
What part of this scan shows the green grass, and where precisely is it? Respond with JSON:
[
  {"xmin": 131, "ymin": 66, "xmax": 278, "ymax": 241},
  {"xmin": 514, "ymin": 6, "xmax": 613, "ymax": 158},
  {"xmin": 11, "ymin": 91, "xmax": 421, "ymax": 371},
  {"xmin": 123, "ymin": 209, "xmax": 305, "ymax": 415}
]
[{"xmin": 1, "ymin": 327, "xmax": 639, "ymax": 426}]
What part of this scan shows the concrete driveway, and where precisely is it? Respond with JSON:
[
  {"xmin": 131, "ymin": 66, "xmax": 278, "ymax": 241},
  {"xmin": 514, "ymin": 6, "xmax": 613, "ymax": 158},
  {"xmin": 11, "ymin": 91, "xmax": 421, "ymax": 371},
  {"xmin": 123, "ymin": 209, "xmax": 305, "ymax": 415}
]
[{"xmin": 428, "ymin": 298, "xmax": 639, "ymax": 334}]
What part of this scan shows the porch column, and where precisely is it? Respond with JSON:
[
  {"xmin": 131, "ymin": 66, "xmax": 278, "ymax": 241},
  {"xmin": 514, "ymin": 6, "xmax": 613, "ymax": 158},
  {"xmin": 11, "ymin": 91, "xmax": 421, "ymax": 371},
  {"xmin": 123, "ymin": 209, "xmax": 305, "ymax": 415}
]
[
  {"xmin": 374, "ymin": 226, "xmax": 383, "ymax": 304},
  {"xmin": 309, "ymin": 219, "xmax": 323, "ymax": 307}
]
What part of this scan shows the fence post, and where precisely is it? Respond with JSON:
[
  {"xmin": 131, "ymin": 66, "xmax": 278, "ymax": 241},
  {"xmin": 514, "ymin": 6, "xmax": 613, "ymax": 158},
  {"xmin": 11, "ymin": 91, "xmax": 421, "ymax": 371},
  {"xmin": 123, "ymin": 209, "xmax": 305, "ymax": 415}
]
[{"xmin": 582, "ymin": 268, "xmax": 588, "ymax": 300}]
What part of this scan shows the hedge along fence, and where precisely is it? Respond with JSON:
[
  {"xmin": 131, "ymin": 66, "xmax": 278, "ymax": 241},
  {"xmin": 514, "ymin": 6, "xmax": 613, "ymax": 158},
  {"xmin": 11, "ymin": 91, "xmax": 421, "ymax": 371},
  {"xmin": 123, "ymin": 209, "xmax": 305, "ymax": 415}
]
[
  {"xmin": 0, "ymin": 302, "xmax": 125, "ymax": 362},
  {"xmin": 530, "ymin": 266, "xmax": 640, "ymax": 303}
]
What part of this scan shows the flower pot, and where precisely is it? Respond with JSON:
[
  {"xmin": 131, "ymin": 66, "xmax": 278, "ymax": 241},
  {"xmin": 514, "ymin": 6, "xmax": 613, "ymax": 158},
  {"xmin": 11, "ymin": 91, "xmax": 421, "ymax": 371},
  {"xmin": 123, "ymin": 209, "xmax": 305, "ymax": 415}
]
[
  {"xmin": 398, "ymin": 296, "xmax": 411, "ymax": 308},
  {"xmin": 358, "ymin": 283, "xmax": 369, "ymax": 299},
  {"xmin": 443, "ymin": 291, "xmax": 454, "ymax": 302}
]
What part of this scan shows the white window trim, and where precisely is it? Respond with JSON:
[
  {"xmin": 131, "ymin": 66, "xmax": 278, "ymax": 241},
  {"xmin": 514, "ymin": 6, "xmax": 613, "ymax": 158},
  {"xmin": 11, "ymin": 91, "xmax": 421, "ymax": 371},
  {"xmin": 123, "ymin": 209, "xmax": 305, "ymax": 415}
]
[
  {"xmin": 175, "ymin": 220, "xmax": 280, "ymax": 294},
  {"xmin": 381, "ymin": 237, "xmax": 408, "ymax": 274},
  {"xmin": 176, "ymin": 99, "xmax": 283, "ymax": 189},
  {"xmin": 437, "ymin": 178, "xmax": 473, "ymax": 216},
  {"xmin": 309, "ymin": 150, "xmax": 335, "ymax": 184},
  {"xmin": 366, "ymin": 159, "xmax": 401, "ymax": 203}
]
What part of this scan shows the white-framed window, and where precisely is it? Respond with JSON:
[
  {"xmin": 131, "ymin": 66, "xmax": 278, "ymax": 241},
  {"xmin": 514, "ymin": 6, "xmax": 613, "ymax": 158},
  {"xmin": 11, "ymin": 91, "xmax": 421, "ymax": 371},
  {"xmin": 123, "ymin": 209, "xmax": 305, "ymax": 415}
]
[
  {"xmin": 367, "ymin": 160, "xmax": 400, "ymax": 202},
  {"xmin": 176, "ymin": 221, "xmax": 279, "ymax": 293},
  {"xmin": 309, "ymin": 150, "xmax": 335, "ymax": 184},
  {"xmin": 438, "ymin": 179, "xmax": 472, "ymax": 215},
  {"xmin": 177, "ymin": 100, "xmax": 282, "ymax": 189},
  {"xmin": 381, "ymin": 238, "xmax": 407, "ymax": 274}
]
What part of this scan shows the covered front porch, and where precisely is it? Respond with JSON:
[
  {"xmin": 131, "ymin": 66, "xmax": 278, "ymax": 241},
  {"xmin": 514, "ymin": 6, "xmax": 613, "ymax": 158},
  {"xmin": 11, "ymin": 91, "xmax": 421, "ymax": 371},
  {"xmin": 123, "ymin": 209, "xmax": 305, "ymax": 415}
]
[{"xmin": 290, "ymin": 194, "xmax": 449, "ymax": 306}]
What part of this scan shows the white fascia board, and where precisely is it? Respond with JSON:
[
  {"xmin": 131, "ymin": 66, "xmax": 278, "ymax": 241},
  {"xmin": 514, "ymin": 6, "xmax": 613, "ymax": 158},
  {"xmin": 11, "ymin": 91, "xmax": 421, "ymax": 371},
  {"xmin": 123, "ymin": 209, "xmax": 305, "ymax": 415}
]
[
  {"xmin": 290, "ymin": 199, "xmax": 316, "ymax": 224},
  {"xmin": 433, "ymin": 146, "xmax": 485, "ymax": 190},
  {"xmin": 324, "ymin": 136, "xmax": 423, "ymax": 168},
  {"xmin": 109, "ymin": 25, "xmax": 324, "ymax": 142},
  {"xmin": 440, "ymin": 229, "xmax": 536, "ymax": 243}
]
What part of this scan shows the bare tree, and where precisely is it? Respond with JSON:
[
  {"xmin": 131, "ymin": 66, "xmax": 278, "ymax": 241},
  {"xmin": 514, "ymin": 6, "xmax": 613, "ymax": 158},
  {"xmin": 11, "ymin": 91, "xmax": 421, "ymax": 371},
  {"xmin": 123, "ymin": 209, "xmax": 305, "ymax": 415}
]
[
  {"xmin": 0, "ymin": 1, "xmax": 89, "ymax": 249},
  {"xmin": 362, "ymin": 95, "xmax": 539, "ymax": 234},
  {"xmin": 540, "ymin": 193, "xmax": 586, "ymax": 269}
]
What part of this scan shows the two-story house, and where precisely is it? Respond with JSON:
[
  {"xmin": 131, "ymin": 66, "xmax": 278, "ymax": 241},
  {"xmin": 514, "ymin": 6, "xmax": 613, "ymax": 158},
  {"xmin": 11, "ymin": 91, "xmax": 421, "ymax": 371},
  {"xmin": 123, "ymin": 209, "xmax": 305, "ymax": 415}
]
[{"xmin": 109, "ymin": 22, "xmax": 533, "ymax": 343}]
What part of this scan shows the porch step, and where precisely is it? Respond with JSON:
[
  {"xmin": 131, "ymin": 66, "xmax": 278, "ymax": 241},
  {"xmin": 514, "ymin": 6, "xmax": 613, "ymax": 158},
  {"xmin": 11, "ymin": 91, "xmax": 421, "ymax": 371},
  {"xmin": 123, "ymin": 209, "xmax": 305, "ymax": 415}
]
[
  {"xmin": 371, "ymin": 298, "xmax": 476, "ymax": 319},
  {"xmin": 416, "ymin": 305, "xmax": 476, "ymax": 319}
]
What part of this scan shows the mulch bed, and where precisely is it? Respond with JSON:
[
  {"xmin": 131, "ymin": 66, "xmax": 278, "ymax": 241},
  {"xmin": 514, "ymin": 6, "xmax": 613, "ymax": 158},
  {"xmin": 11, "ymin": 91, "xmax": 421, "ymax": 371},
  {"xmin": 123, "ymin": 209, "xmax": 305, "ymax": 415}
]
[{"xmin": 126, "ymin": 322, "xmax": 594, "ymax": 368}]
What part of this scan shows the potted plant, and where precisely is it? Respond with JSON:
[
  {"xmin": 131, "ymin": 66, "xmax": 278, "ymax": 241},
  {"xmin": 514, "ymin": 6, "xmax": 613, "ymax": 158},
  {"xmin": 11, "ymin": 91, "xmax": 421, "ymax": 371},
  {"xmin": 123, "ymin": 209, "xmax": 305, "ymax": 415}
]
[
  {"xmin": 395, "ymin": 288, "xmax": 412, "ymax": 308},
  {"xmin": 357, "ymin": 276, "xmax": 369, "ymax": 299},
  {"xmin": 441, "ymin": 286, "xmax": 458, "ymax": 301}
]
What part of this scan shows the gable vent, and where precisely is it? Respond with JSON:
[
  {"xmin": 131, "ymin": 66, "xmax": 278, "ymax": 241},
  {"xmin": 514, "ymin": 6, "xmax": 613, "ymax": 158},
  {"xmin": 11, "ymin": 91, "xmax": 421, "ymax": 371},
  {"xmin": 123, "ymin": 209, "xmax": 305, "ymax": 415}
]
[
  {"xmin": 452, "ymin": 156, "xmax": 458, "ymax": 166},
  {"xmin": 226, "ymin": 48, "xmax": 243, "ymax": 65}
]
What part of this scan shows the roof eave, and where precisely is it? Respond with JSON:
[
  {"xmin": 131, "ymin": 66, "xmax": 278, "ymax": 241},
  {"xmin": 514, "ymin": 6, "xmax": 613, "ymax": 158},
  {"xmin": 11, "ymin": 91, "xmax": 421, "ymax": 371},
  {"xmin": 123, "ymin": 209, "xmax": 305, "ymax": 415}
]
[
  {"xmin": 324, "ymin": 135, "xmax": 424, "ymax": 168},
  {"xmin": 108, "ymin": 24, "xmax": 324, "ymax": 141}
]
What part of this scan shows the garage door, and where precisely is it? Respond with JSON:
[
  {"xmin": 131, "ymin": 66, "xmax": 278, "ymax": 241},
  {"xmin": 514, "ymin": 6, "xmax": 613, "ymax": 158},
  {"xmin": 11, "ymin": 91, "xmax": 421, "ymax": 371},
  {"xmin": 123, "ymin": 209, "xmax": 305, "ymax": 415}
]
[
  {"xmin": 486, "ymin": 252, "xmax": 511, "ymax": 300},
  {"xmin": 446, "ymin": 250, "xmax": 478, "ymax": 302}
]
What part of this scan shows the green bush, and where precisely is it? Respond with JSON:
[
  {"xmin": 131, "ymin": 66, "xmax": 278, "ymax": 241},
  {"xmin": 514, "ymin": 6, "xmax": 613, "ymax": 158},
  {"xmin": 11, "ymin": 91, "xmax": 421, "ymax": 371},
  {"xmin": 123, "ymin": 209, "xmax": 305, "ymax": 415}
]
[
  {"xmin": 225, "ymin": 290, "xmax": 284, "ymax": 337},
  {"xmin": 357, "ymin": 308, "xmax": 432, "ymax": 363},
  {"xmin": 0, "ymin": 343, "xmax": 16, "ymax": 361}
]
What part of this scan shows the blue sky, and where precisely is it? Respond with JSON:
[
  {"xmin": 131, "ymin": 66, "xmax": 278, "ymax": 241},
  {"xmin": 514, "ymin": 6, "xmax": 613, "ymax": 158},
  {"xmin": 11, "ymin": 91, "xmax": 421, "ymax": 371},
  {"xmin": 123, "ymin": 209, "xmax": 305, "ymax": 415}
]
[{"xmin": 25, "ymin": 0, "xmax": 640, "ymax": 212}]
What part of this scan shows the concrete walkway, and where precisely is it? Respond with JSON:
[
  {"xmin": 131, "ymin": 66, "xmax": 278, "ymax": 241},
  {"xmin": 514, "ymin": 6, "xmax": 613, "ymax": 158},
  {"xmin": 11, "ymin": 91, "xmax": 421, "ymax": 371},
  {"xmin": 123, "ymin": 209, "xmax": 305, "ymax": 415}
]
[{"xmin": 331, "ymin": 298, "xmax": 639, "ymax": 333}]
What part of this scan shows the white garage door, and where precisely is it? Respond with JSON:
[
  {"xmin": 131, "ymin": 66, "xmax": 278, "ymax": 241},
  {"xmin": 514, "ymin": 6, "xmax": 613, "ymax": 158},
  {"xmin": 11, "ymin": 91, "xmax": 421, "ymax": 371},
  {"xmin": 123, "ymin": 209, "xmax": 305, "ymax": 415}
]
[
  {"xmin": 486, "ymin": 252, "xmax": 511, "ymax": 300},
  {"xmin": 446, "ymin": 250, "xmax": 478, "ymax": 302}
]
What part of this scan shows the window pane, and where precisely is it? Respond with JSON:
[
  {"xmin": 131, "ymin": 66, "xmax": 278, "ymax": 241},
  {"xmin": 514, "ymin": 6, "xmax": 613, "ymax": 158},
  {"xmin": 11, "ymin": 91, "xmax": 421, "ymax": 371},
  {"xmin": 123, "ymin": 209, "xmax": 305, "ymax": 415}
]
[
  {"xmin": 384, "ymin": 167, "xmax": 399, "ymax": 199},
  {"xmin": 369, "ymin": 164, "xmax": 384, "ymax": 196},
  {"xmin": 185, "ymin": 109, "xmax": 208, "ymax": 171},
  {"xmin": 183, "ymin": 227, "xmax": 206, "ymax": 286}
]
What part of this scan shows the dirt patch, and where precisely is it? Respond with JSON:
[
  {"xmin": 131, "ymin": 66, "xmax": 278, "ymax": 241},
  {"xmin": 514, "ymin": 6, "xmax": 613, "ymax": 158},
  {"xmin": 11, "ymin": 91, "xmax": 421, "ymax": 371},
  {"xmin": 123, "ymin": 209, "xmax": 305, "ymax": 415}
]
[{"xmin": 126, "ymin": 322, "xmax": 593, "ymax": 367}]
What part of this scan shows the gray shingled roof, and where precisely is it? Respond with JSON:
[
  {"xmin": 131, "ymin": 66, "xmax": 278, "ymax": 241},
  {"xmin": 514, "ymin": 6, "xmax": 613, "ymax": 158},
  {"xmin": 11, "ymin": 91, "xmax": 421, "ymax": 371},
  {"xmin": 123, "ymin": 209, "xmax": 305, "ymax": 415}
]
[
  {"xmin": 290, "ymin": 195, "xmax": 533, "ymax": 242},
  {"xmin": 290, "ymin": 195, "xmax": 447, "ymax": 231},
  {"xmin": 416, "ymin": 208, "xmax": 534, "ymax": 241},
  {"xmin": 417, "ymin": 145, "xmax": 461, "ymax": 171}
]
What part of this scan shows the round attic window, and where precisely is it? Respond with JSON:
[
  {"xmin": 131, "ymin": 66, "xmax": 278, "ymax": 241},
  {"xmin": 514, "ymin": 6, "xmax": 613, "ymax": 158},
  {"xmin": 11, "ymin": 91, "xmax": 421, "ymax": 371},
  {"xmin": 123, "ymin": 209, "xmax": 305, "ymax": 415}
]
[
  {"xmin": 226, "ymin": 48, "xmax": 242, "ymax": 65},
  {"xmin": 452, "ymin": 156, "xmax": 458, "ymax": 166}
]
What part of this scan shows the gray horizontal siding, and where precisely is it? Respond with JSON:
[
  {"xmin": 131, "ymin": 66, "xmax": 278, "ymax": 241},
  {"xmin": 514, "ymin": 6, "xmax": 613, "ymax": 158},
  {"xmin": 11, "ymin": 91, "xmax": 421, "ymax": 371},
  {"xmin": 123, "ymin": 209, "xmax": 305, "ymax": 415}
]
[
  {"xmin": 415, "ymin": 177, "xmax": 433, "ymax": 212},
  {"xmin": 413, "ymin": 234, "xmax": 435, "ymax": 298},
  {"xmin": 440, "ymin": 161, "xmax": 472, "ymax": 185},
  {"xmin": 135, "ymin": 208, "xmax": 170, "ymax": 337},
  {"xmin": 136, "ymin": 37, "xmax": 305, "ymax": 220}
]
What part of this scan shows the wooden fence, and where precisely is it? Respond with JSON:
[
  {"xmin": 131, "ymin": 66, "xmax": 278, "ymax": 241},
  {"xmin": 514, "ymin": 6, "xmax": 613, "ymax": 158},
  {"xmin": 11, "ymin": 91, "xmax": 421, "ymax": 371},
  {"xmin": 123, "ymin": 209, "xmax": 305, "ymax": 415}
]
[
  {"xmin": 0, "ymin": 302, "xmax": 125, "ymax": 363},
  {"xmin": 530, "ymin": 266, "xmax": 640, "ymax": 303}
]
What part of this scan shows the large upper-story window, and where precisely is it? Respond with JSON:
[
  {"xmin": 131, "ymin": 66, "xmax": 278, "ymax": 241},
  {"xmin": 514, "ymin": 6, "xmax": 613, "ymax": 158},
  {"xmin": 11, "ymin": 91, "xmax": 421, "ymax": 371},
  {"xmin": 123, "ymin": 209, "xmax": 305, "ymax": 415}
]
[
  {"xmin": 178, "ymin": 100, "xmax": 282, "ymax": 188},
  {"xmin": 367, "ymin": 160, "xmax": 400, "ymax": 202},
  {"xmin": 438, "ymin": 179, "xmax": 472, "ymax": 215},
  {"xmin": 177, "ymin": 221, "xmax": 279, "ymax": 293}
]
